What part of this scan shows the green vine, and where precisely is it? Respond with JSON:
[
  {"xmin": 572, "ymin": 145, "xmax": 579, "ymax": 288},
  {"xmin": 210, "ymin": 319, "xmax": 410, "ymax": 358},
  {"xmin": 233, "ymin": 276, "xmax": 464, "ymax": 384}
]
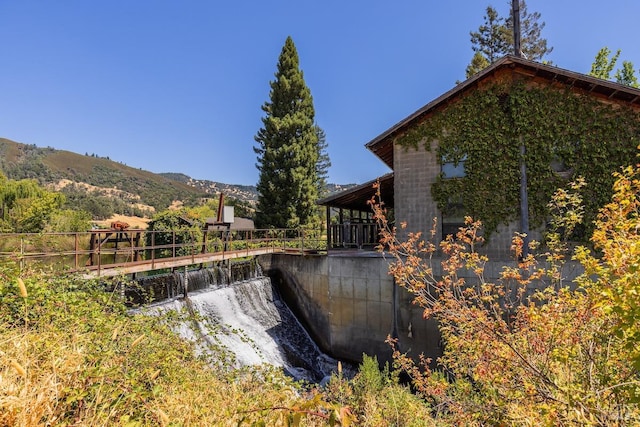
[{"xmin": 395, "ymin": 81, "xmax": 640, "ymax": 240}]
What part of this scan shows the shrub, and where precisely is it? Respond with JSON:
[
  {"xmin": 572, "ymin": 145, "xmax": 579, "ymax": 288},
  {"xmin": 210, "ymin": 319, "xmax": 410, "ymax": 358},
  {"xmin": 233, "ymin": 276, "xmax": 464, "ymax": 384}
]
[{"xmin": 370, "ymin": 158, "xmax": 640, "ymax": 425}]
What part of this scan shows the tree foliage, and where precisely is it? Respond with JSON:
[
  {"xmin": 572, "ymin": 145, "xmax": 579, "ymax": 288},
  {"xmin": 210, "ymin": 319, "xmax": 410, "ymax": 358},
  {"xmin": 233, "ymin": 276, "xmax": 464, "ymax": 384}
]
[
  {"xmin": 370, "ymin": 158, "xmax": 640, "ymax": 425},
  {"xmin": 465, "ymin": 51, "xmax": 491, "ymax": 80},
  {"xmin": 254, "ymin": 36, "xmax": 325, "ymax": 229},
  {"xmin": 590, "ymin": 47, "xmax": 621, "ymax": 80},
  {"xmin": 615, "ymin": 61, "xmax": 640, "ymax": 88},
  {"xmin": 575, "ymin": 161, "xmax": 640, "ymax": 370},
  {"xmin": 590, "ymin": 47, "xmax": 640, "ymax": 88},
  {"xmin": 145, "ymin": 209, "xmax": 201, "ymax": 257},
  {"xmin": 0, "ymin": 174, "xmax": 90, "ymax": 232},
  {"xmin": 469, "ymin": 6, "xmax": 510, "ymax": 64},
  {"xmin": 466, "ymin": 1, "xmax": 552, "ymax": 78},
  {"xmin": 504, "ymin": 0, "xmax": 552, "ymax": 60},
  {"xmin": 315, "ymin": 126, "xmax": 332, "ymax": 198}
]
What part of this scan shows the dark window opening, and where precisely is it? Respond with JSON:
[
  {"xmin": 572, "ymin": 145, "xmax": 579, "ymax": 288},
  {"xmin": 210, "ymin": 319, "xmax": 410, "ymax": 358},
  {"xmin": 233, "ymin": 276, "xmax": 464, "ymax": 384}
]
[{"xmin": 442, "ymin": 195, "xmax": 465, "ymax": 240}]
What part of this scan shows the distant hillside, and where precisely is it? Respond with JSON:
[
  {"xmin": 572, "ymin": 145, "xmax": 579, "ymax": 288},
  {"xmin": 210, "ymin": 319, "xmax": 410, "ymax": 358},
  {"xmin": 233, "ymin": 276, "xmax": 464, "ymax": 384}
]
[
  {"xmin": 160, "ymin": 172, "xmax": 357, "ymax": 202},
  {"xmin": 0, "ymin": 138, "xmax": 209, "ymax": 215},
  {"xmin": 159, "ymin": 172, "xmax": 258, "ymax": 203},
  {"xmin": 0, "ymin": 138, "xmax": 356, "ymax": 219}
]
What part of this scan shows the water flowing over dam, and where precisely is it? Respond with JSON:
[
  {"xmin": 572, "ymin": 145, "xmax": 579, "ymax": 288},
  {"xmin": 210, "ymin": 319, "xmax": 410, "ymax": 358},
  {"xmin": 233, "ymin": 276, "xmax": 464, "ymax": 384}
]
[{"xmin": 136, "ymin": 264, "xmax": 343, "ymax": 383}]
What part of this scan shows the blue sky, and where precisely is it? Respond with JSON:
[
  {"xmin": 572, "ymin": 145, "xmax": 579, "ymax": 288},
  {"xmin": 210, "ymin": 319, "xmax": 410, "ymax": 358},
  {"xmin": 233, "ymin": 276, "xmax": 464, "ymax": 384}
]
[{"xmin": 0, "ymin": 1, "xmax": 638, "ymax": 186}]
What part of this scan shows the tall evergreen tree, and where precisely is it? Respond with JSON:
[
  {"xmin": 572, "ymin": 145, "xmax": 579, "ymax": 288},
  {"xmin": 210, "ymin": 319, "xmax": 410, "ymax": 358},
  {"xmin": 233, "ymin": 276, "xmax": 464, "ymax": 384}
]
[
  {"xmin": 254, "ymin": 36, "xmax": 320, "ymax": 229},
  {"xmin": 465, "ymin": 51, "xmax": 491, "ymax": 79},
  {"xmin": 503, "ymin": 0, "xmax": 552, "ymax": 60},
  {"xmin": 315, "ymin": 126, "xmax": 331, "ymax": 197},
  {"xmin": 466, "ymin": 1, "xmax": 552, "ymax": 78},
  {"xmin": 469, "ymin": 6, "xmax": 510, "ymax": 65}
]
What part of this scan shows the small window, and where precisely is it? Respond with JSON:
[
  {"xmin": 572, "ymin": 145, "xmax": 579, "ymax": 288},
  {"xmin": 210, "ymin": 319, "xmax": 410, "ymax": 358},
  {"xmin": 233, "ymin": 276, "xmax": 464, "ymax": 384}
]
[
  {"xmin": 441, "ymin": 154, "xmax": 467, "ymax": 179},
  {"xmin": 551, "ymin": 156, "xmax": 573, "ymax": 179}
]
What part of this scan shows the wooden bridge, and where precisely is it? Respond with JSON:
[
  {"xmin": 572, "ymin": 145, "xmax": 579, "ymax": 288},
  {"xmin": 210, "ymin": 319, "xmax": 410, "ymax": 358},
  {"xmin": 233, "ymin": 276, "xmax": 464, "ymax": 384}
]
[{"xmin": 0, "ymin": 227, "xmax": 325, "ymax": 278}]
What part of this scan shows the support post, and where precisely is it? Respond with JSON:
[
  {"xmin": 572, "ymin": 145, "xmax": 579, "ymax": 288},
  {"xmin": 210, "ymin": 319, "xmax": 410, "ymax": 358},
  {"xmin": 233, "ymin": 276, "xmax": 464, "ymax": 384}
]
[
  {"xmin": 326, "ymin": 205, "xmax": 331, "ymax": 251},
  {"xmin": 519, "ymin": 137, "xmax": 530, "ymax": 257},
  {"xmin": 183, "ymin": 265, "xmax": 188, "ymax": 299},
  {"xmin": 74, "ymin": 233, "xmax": 79, "ymax": 270}
]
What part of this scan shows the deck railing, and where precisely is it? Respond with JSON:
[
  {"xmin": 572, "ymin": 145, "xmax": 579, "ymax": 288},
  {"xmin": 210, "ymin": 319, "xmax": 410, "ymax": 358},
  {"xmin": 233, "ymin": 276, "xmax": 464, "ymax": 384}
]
[
  {"xmin": 0, "ymin": 228, "xmax": 326, "ymax": 275},
  {"xmin": 328, "ymin": 221, "xmax": 379, "ymax": 249}
]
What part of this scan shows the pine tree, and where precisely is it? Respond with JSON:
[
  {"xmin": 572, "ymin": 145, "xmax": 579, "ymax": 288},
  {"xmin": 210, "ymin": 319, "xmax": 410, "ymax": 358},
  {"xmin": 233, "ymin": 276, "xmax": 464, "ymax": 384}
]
[
  {"xmin": 465, "ymin": 51, "xmax": 491, "ymax": 79},
  {"xmin": 254, "ymin": 36, "xmax": 320, "ymax": 229},
  {"xmin": 469, "ymin": 6, "xmax": 510, "ymax": 65},
  {"xmin": 315, "ymin": 126, "xmax": 331, "ymax": 197},
  {"xmin": 466, "ymin": 1, "xmax": 552, "ymax": 78},
  {"xmin": 503, "ymin": 0, "xmax": 552, "ymax": 60}
]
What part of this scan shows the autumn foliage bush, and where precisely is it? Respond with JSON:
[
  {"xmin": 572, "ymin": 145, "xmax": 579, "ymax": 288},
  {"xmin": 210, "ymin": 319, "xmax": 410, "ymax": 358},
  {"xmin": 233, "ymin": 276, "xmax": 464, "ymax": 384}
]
[{"xmin": 371, "ymin": 158, "xmax": 640, "ymax": 426}]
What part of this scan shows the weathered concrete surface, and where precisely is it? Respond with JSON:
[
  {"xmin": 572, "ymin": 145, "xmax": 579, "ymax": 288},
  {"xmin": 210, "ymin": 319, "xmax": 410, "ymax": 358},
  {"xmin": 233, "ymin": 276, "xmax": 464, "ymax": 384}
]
[
  {"xmin": 259, "ymin": 252, "xmax": 585, "ymax": 367},
  {"xmin": 259, "ymin": 252, "xmax": 442, "ymax": 366}
]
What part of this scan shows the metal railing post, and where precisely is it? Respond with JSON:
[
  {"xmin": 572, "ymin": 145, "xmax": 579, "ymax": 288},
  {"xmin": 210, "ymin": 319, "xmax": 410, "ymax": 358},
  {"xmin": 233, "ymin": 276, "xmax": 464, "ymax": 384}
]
[
  {"xmin": 97, "ymin": 233, "xmax": 101, "ymax": 277},
  {"xmin": 20, "ymin": 237, "xmax": 24, "ymax": 272},
  {"xmin": 74, "ymin": 233, "xmax": 79, "ymax": 270},
  {"xmin": 191, "ymin": 230, "xmax": 195, "ymax": 264},
  {"xmin": 151, "ymin": 231, "xmax": 155, "ymax": 270},
  {"xmin": 299, "ymin": 229, "xmax": 303, "ymax": 254}
]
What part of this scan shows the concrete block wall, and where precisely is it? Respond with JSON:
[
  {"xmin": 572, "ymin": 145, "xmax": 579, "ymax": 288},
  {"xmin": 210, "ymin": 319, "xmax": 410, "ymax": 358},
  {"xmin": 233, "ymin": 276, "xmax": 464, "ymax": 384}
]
[
  {"xmin": 393, "ymin": 139, "xmax": 546, "ymax": 260},
  {"xmin": 394, "ymin": 140, "xmax": 440, "ymax": 244}
]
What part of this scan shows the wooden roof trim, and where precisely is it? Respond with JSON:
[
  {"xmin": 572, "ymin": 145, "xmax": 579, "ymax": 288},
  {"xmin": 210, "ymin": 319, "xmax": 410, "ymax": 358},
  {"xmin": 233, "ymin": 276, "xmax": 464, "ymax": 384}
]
[{"xmin": 317, "ymin": 172, "xmax": 394, "ymax": 210}]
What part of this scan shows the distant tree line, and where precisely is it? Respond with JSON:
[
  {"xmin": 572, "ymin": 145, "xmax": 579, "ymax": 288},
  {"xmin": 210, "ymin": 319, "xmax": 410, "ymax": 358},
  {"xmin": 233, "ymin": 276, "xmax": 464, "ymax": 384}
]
[
  {"xmin": 0, "ymin": 174, "xmax": 90, "ymax": 232},
  {"xmin": 60, "ymin": 187, "xmax": 154, "ymax": 220}
]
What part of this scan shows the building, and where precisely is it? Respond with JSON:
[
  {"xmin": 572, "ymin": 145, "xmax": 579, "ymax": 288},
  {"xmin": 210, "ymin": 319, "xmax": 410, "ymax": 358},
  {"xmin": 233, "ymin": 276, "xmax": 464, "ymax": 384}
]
[{"xmin": 320, "ymin": 55, "xmax": 640, "ymax": 258}]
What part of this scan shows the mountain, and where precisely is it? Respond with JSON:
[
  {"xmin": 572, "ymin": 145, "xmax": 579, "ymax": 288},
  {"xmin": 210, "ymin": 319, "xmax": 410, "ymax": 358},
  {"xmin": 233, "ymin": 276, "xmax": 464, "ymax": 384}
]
[
  {"xmin": 0, "ymin": 138, "xmax": 209, "ymax": 214},
  {"xmin": 0, "ymin": 138, "xmax": 356, "ymax": 219},
  {"xmin": 159, "ymin": 172, "xmax": 258, "ymax": 203},
  {"xmin": 159, "ymin": 173, "xmax": 357, "ymax": 204}
]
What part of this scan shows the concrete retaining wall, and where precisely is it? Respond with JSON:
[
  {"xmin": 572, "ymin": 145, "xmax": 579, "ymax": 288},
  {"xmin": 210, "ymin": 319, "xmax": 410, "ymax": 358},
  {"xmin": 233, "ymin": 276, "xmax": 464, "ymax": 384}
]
[
  {"xmin": 259, "ymin": 253, "xmax": 442, "ymax": 365},
  {"xmin": 259, "ymin": 253, "xmax": 584, "ymax": 366}
]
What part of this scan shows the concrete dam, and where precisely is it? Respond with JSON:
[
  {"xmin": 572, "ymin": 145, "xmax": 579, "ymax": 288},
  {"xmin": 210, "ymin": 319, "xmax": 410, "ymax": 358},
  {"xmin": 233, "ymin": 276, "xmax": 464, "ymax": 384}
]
[
  {"xmin": 133, "ymin": 253, "xmax": 445, "ymax": 377},
  {"xmin": 258, "ymin": 252, "xmax": 442, "ymax": 366}
]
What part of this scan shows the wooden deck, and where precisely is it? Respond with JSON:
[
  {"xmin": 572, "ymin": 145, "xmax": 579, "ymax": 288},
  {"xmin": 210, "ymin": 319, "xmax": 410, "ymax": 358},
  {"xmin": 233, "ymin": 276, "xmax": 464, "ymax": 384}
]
[{"xmin": 81, "ymin": 246, "xmax": 283, "ymax": 278}]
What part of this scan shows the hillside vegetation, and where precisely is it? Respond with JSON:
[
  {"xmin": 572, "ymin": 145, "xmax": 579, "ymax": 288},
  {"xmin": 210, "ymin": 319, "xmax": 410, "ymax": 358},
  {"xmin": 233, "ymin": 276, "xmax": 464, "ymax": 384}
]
[
  {"xmin": 0, "ymin": 138, "xmax": 207, "ymax": 214},
  {"xmin": 0, "ymin": 138, "xmax": 353, "ymax": 223}
]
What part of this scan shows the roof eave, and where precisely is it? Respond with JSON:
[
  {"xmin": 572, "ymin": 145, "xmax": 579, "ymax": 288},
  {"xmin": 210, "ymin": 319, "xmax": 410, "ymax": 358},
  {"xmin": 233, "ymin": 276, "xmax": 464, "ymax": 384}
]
[{"xmin": 365, "ymin": 55, "xmax": 640, "ymax": 168}]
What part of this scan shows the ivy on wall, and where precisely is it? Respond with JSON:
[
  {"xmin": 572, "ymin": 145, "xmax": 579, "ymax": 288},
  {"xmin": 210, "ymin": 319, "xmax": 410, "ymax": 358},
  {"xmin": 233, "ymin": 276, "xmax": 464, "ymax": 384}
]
[{"xmin": 395, "ymin": 81, "xmax": 640, "ymax": 240}]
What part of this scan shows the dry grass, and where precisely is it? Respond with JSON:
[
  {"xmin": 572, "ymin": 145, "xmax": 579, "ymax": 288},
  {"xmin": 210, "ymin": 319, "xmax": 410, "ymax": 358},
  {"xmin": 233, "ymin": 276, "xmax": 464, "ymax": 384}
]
[
  {"xmin": 0, "ymin": 269, "xmax": 437, "ymax": 426},
  {"xmin": 92, "ymin": 214, "xmax": 151, "ymax": 230},
  {"xmin": 0, "ymin": 271, "xmax": 336, "ymax": 426}
]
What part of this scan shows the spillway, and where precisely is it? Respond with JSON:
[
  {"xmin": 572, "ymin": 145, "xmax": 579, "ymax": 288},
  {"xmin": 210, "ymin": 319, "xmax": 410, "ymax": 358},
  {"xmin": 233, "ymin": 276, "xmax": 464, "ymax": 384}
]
[{"xmin": 137, "ymin": 268, "xmax": 341, "ymax": 383}]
